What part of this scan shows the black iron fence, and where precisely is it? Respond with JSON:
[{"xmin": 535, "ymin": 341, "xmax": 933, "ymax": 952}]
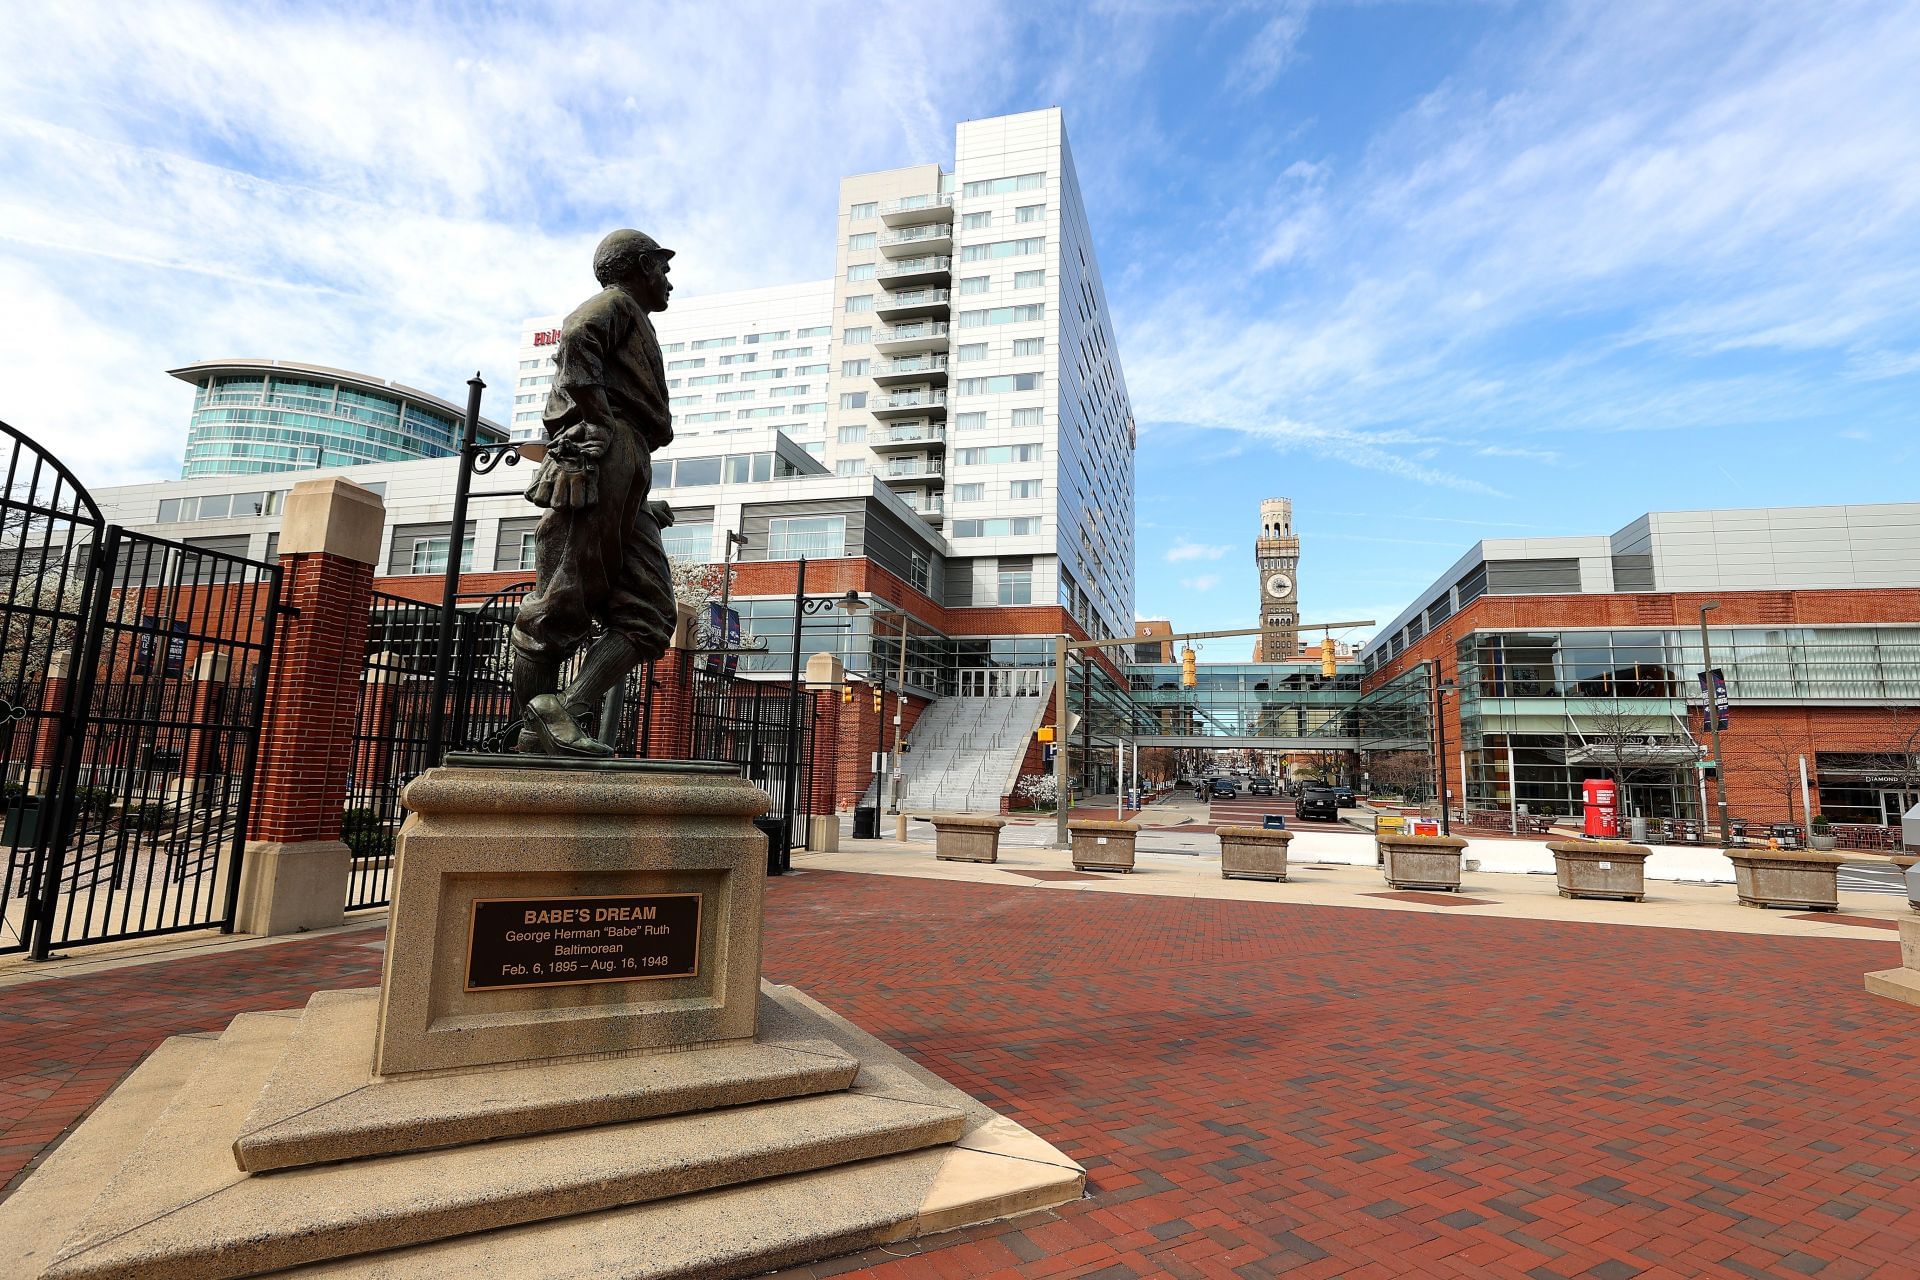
[
  {"xmin": 3, "ymin": 420, "xmax": 280, "ymax": 958},
  {"xmin": 690, "ymin": 664, "xmax": 816, "ymax": 872}
]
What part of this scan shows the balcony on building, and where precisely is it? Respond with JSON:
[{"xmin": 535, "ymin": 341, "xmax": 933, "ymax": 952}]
[
  {"xmin": 871, "ymin": 388, "xmax": 948, "ymax": 419},
  {"xmin": 876, "ymin": 255, "xmax": 952, "ymax": 288},
  {"xmin": 872, "ymin": 422, "xmax": 947, "ymax": 454},
  {"xmin": 879, "ymin": 192, "xmax": 954, "ymax": 227},
  {"xmin": 878, "ymin": 223, "xmax": 953, "ymax": 258},
  {"xmin": 901, "ymin": 492, "xmax": 945, "ymax": 524},
  {"xmin": 879, "ymin": 457, "xmax": 946, "ymax": 488},
  {"xmin": 874, "ymin": 292, "xmax": 951, "ymax": 324},
  {"xmin": 872, "ymin": 354, "xmax": 949, "ymax": 386}
]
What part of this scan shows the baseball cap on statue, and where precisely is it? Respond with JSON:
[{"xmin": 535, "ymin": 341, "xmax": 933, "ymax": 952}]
[{"xmin": 592, "ymin": 229, "xmax": 674, "ymax": 286}]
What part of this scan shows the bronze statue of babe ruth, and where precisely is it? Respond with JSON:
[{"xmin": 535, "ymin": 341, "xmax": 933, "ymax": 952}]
[{"xmin": 510, "ymin": 229, "xmax": 680, "ymax": 757}]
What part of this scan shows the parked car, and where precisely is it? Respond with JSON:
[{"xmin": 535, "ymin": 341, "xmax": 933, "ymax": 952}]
[
  {"xmin": 1333, "ymin": 786, "xmax": 1355, "ymax": 806},
  {"xmin": 1296, "ymin": 787, "xmax": 1341, "ymax": 822},
  {"xmin": 1247, "ymin": 777, "xmax": 1277, "ymax": 796},
  {"xmin": 1207, "ymin": 777, "xmax": 1240, "ymax": 799}
]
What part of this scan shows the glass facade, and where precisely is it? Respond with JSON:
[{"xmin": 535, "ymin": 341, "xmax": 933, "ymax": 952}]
[{"xmin": 180, "ymin": 369, "xmax": 504, "ymax": 477}]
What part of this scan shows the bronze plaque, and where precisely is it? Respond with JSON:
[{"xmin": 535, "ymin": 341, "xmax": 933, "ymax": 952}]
[{"xmin": 465, "ymin": 893, "xmax": 702, "ymax": 991}]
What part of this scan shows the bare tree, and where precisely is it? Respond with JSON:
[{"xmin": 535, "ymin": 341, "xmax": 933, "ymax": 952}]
[
  {"xmin": 1739, "ymin": 717, "xmax": 1809, "ymax": 826},
  {"xmin": 1570, "ymin": 701, "xmax": 1681, "ymax": 818},
  {"xmin": 1366, "ymin": 750, "xmax": 1431, "ymax": 801}
]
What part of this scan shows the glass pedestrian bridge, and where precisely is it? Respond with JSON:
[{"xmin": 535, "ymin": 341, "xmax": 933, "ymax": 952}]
[{"xmin": 1115, "ymin": 661, "xmax": 1431, "ymax": 750}]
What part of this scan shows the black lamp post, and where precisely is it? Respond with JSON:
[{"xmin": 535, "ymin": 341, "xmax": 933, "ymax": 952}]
[
  {"xmin": 775, "ymin": 556, "xmax": 864, "ymax": 874},
  {"xmin": 1430, "ymin": 662, "xmax": 1458, "ymax": 836},
  {"xmin": 421, "ymin": 375, "xmax": 547, "ymax": 768}
]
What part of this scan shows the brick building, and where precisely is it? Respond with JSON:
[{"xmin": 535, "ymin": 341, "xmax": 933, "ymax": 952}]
[{"xmin": 1360, "ymin": 505, "xmax": 1920, "ymax": 830}]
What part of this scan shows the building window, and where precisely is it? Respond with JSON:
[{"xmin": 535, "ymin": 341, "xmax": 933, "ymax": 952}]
[
  {"xmin": 688, "ymin": 373, "xmax": 732, "ymax": 386},
  {"xmin": 718, "ymin": 353, "xmax": 756, "ymax": 366},
  {"xmin": 1008, "ymin": 479, "xmax": 1042, "ymax": 498},
  {"xmin": 1013, "ymin": 270, "xmax": 1044, "ymax": 289},
  {"xmin": 837, "ymin": 425, "xmax": 868, "ymax": 443},
  {"xmin": 957, "ymin": 304, "xmax": 1045, "ymax": 327},
  {"xmin": 846, "ymin": 263, "xmax": 875, "ymax": 282},
  {"xmin": 954, "ymin": 483, "xmax": 985, "ymax": 502},
  {"xmin": 961, "ymin": 172, "xmax": 1044, "ymax": 196},
  {"xmin": 957, "ymin": 343, "xmax": 988, "ymax": 362},
  {"xmin": 848, "ymin": 231, "xmax": 876, "ymax": 250},
  {"xmin": 691, "ymin": 336, "xmax": 736, "ymax": 350},
  {"xmin": 1012, "ymin": 337, "xmax": 1044, "ymax": 356},
  {"xmin": 954, "ymin": 517, "xmax": 1040, "ymax": 537},
  {"xmin": 739, "ymin": 368, "xmax": 784, "ymax": 382},
  {"xmin": 958, "ymin": 275, "xmax": 990, "ymax": 295},
  {"xmin": 715, "ymin": 390, "xmax": 752, "ymax": 403},
  {"xmin": 673, "ymin": 456, "xmax": 723, "ymax": 485},
  {"xmin": 954, "ymin": 411, "xmax": 987, "ymax": 430},
  {"xmin": 660, "ymin": 522, "xmax": 713, "ymax": 563},
  {"xmin": 959, "ymin": 237, "xmax": 1044, "ymax": 262},
  {"xmin": 770, "ymin": 346, "xmax": 811, "ymax": 360},
  {"xmin": 956, "ymin": 444, "xmax": 1043, "ymax": 464},
  {"xmin": 957, "ymin": 374, "xmax": 1042, "ymax": 395},
  {"xmin": 962, "ymin": 211, "xmax": 992, "ymax": 229},
  {"xmin": 1010, "ymin": 407, "xmax": 1043, "ymax": 427},
  {"xmin": 1015, "ymin": 204, "xmax": 1045, "ymax": 222},
  {"xmin": 667, "ymin": 357, "xmax": 705, "ymax": 371},
  {"xmin": 839, "ymin": 392, "xmax": 868, "ymax": 409},
  {"xmin": 844, "ymin": 295, "xmax": 872, "ymax": 312},
  {"xmin": 834, "ymin": 458, "xmax": 867, "ymax": 476},
  {"xmin": 841, "ymin": 358, "xmax": 870, "ymax": 377},
  {"xmin": 849, "ymin": 202, "xmax": 877, "ymax": 220},
  {"xmin": 997, "ymin": 559, "xmax": 1034, "ymax": 605},
  {"xmin": 402, "ymin": 532, "xmax": 474, "ymax": 576},
  {"xmin": 841, "ymin": 326, "xmax": 871, "ymax": 345},
  {"xmin": 767, "ymin": 515, "xmax": 846, "ymax": 558}
]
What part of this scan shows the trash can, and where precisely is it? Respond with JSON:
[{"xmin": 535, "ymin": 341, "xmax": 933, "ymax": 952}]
[
  {"xmin": 3, "ymin": 795, "xmax": 41, "ymax": 849},
  {"xmin": 1905, "ymin": 860, "xmax": 1920, "ymax": 912},
  {"xmin": 754, "ymin": 815, "xmax": 790, "ymax": 875},
  {"xmin": 1630, "ymin": 815, "xmax": 1648, "ymax": 843},
  {"xmin": 853, "ymin": 806, "xmax": 879, "ymax": 840},
  {"xmin": 1262, "ymin": 814, "xmax": 1287, "ymax": 831}
]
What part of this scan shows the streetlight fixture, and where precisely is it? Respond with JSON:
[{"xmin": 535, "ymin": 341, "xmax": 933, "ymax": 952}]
[
  {"xmin": 1698, "ymin": 601, "xmax": 1731, "ymax": 842},
  {"xmin": 1431, "ymin": 664, "xmax": 1458, "ymax": 836}
]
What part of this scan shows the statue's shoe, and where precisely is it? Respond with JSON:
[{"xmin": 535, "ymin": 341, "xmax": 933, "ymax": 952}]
[{"xmin": 524, "ymin": 693, "xmax": 615, "ymax": 758}]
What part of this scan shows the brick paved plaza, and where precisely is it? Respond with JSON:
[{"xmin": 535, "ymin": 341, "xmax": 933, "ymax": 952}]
[{"xmin": 5, "ymin": 867, "xmax": 1919, "ymax": 1279}]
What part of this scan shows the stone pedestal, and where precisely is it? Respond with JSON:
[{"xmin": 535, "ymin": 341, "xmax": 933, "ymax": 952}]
[
  {"xmin": 1069, "ymin": 818, "xmax": 1138, "ymax": 872},
  {"xmin": 1218, "ymin": 825, "xmax": 1293, "ymax": 881},
  {"xmin": 234, "ymin": 839, "xmax": 350, "ymax": 936},
  {"xmin": 8, "ymin": 758, "xmax": 1084, "ymax": 1280},
  {"xmin": 1726, "ymin": 847, "xmax": 1846, "ymax": 911},
  {"xmin": 1379, "ymin": 833, "xmax": 1469, "ymax": 891},
  {"xmin": 930, "ymin": 813, "xmax": 1006, "ymax": 863},
  {"xmin": 375, "ymin": 757, "xmax": 769, "ymax": 1077},
  {"xmin": 1865, "ymin": 916, "xmax": 1920, "ymax": 1008},
  {"xmin": 1548, "ymin": 840, "xmax": 1650, "ymax": 902}
]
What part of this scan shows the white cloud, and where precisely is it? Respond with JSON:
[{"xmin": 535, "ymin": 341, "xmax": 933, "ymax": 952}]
[
  {"xmin": 1165, "ymin": 538, "xmax": 1231, "ymax": 563},
  {"xmin": 1180, "ymin": 573, "xmax": 1223, "ymax": 592}
]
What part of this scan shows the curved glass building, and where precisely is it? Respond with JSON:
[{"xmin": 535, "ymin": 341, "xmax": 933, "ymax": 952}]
[{"xmin": 172, "ymin": 358, "xmax": 507, "ymax": 478}]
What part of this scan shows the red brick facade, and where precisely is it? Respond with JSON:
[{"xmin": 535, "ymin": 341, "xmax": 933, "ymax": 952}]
[{"xmin": 1363, "ymin": 588, "xmax": 1920, "ymax": 826}]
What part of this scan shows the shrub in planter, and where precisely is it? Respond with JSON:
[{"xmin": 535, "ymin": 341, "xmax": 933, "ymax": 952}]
[
  {"xmin": 1809, "ymin": 814, "xmax": 1836, "ymax": 851},
  {"xmin": 119, "ymin": 802, "xmax": 175, "ymax": 834},
  {"xmin": 72, "ymin": 786, "xmax": 115, "ymax": 820},
  {"xmin": 341, "ymin": 807, "xmax": 395, "ymax": 862}
]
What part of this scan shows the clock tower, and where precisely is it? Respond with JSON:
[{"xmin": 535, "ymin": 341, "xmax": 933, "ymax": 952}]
[{"xmin": 1254, "ymin": 497, "xmax": 1301, "ymax": 661}]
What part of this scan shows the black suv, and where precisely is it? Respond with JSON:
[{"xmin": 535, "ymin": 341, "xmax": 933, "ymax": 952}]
[
  {"xmin": 1295, "ymin": 787, "xmax": 1341, "ymax": 822},
  {"xmin": 1247, "ymin": 777, "xmax": 1277, "ymax": 796},
  {"xmin": 1206, "ymin": 777, "xmax": 1239, "ymax": 799}
]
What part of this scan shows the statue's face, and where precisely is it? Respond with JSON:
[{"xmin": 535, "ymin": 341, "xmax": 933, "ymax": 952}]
[{"xmin": 632, "ymin": 253, "xmax": 673, "ymax": 312}]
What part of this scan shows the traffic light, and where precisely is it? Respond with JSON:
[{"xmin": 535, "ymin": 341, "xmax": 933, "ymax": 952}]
[
  {"xmin": 1180, "ymin": 645, "xmax": 1197, "ymax": 688},
  {"xmin": 1037, "ymin": 725, "xmax": 1055, "ymax": 743},
  {"xmin": 872, "ymin": 688, "xmax": 884, "ymax": 714},
  {"xmin": 840, "ymin": 684, "xmax": 853, "ymax": 704},
  {"xmin": 1320, "ymin": 636, "xmax": 1337, "ymax": 678}
]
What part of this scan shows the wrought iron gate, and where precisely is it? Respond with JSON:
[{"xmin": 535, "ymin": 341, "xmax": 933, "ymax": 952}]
[
  {"xmin": 689, "ymin": 665, "xmax": 816, "ymax": 868},
  {"xmin": 2, "ymin": 422, "xmax": 280, "ymax": 958}
]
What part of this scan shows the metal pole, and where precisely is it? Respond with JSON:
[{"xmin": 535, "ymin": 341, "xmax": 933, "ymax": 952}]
[
  {"xmin": 1432, "ymin": 662, "xmax": 1451, "ymax": 837},
  {"xmin": 1052, "ymin": 634, "xmax": 1069, "ymax": 848},
  {"xmin": 779, "ymin": 556, "xmax": 807, "ymax": 875},
  {"xmin": 1798, "ymin": 755, "xmax": 1812, "ymax": 842},
  {"xmin": 1507, "ymin": 738, "xmax": 1519, "ymax": 836},
  {"xmin": 1698, "ymin": 603, "xmax": 1731, "ymax": 843},
  {"xmin": 423, "ymin": 373, "xmax": 484, "ymax": 768},
  {"xmin": 887, "ymin": 607, "xmax": 909, "ymax": 816},
  {"xmin": 1081, "ymin": 650, "xmax": 1093, "ymax": 812}
]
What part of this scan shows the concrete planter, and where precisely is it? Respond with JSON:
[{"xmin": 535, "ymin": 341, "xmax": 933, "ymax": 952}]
[
  {"xmin": 928, "ymin": 814, "xmax": 1007, "ymax": 863},
  {"xmin": 1217, "ymin": 825, "xmax": 1294, "ymax": 882},
  {"xmin": 1548, "ymin": 840, "xmax": 1650, "ymax": 902},
  {"xmin": 1726, "ymin": 847, "xmax": 1848, "ymax": 911},
  {"xmin": 1068, "ymin": 818, "xmax": 1139, "ymax": 872},
  {"xmin": 1378, "ymin": 833, "xmax": 1469, "ymax": 891}
]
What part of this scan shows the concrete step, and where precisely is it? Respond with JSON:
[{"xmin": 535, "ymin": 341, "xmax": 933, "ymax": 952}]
[
  {"xmin": 234, "ymin": 988, "xmax": 862, "ymax": 1173},
  {"xmin": 40, "ymin": 1013, "xmax": 966, "ymax": 1280}
]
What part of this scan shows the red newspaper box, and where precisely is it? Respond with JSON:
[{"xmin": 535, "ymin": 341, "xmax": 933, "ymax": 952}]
[{"xmin": 1582, "ymin": 778, "xmax": 1618, "ymax": 838}]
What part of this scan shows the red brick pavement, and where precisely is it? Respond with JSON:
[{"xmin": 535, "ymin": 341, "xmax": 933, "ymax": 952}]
[{"xmin": 6, "ymin": 873, "xmax": 1920, "ymax": 1279}]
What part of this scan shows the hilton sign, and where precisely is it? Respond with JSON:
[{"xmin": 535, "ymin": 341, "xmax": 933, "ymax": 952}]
[{"xmin": 531, "ymin": 328, "xmax": 563, "ymax": 346}]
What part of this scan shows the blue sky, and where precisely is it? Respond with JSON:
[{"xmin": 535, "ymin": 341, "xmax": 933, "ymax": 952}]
[{"xmin": 3, "ymin": 2, "xmax": 1917, "ymax": 647}]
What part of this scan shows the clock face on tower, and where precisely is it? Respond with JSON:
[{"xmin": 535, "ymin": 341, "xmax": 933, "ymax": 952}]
[{"xmin": 1264, "ymin": 571, "xmax": 1294, "ymax": 598}]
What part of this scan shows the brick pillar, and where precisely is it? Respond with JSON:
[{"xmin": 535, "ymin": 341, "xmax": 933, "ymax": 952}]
[
  {"xmin": 26, "ymin": 648, "xmax": 73, "ymax": 792},
  {"xmin": 802, "ymin": 652, "xmax": 844, "ymax": 851},
  {"xmin": 647, "ymin": 647, "xmax": 697, "ymax": 761},
  {"xmin": 236, "ymin": 478, "xmax": 385, "ymax": 937}
]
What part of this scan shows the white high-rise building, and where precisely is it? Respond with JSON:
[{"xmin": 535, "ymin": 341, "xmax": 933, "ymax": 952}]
[{"xmin": 513, "ymin": 107, "xmax": 1136, "ymax": 639}]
